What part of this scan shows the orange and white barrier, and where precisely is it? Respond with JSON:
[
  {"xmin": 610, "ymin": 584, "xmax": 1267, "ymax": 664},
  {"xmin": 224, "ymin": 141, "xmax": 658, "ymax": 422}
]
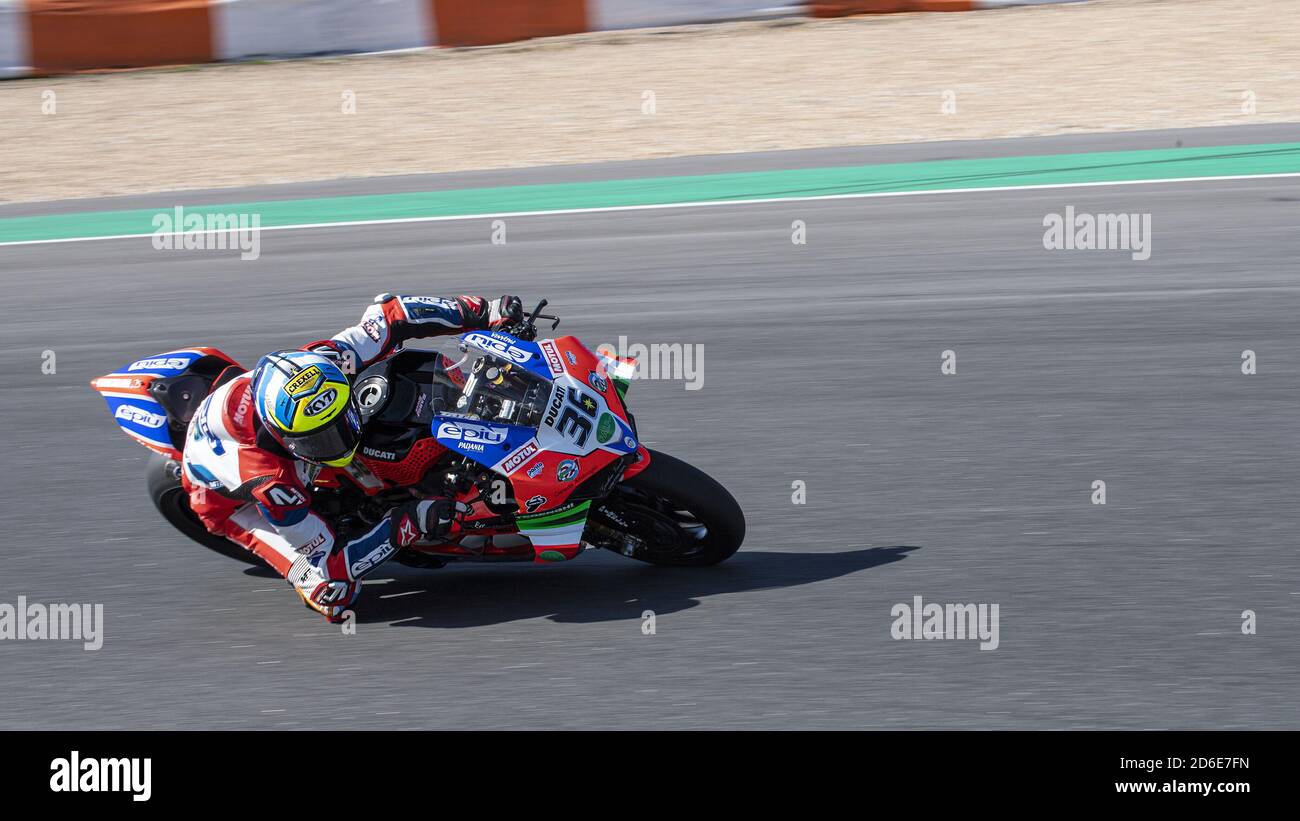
[
  {"xmin": 0, "ymin": 1, "xmax": 28, "ymax": 79},
  {"xmin": 812, "ymin": 0, "xmax": 1081, "ymax": 14},
  {"xmin": 19, "ymin": 0, "xmax": 214, "ymax": 76},
  {"xmin": 0, "ymin": 0, "xmax": 1084, "ymax": 79},
  {"xmin": 591, "ymin": 1, "xmax": 802, "ymax": 30},
  {"xmin": 214, "ymin": 0, "xmax": 433, "ymax": 62}
]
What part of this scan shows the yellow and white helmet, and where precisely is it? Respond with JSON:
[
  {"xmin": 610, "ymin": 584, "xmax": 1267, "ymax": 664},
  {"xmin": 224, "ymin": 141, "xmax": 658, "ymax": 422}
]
[{"xmin": 250, "ymin": 351, "xmax": 361, "ymax": 467}]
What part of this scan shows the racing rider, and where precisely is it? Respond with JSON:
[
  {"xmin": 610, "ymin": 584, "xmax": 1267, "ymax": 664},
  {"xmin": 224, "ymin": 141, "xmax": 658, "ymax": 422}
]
[{"xmin": 180, "ymin": 293, "xmax": 522, "ymax": 621}]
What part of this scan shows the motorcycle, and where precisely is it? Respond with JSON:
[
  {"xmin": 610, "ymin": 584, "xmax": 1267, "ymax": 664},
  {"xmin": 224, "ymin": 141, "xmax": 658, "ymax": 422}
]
[{"xmin": 91, "ymin": 300, "xmax": 745, "ymax": 570}]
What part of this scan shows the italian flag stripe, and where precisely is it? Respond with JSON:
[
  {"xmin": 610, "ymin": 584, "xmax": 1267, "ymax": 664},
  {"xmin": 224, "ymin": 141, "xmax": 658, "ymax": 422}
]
[{"xmin": 518, "ymin": 500, "xmax": 591, "ymax": 529}]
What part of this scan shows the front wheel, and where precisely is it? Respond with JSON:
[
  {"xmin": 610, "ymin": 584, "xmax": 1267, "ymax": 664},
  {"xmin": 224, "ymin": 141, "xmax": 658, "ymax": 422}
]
[
  {"xmin": 146, "ymin": 455, "xmax": 265, "ymax": 566},
  {"xmin": 587, "ymin": 449, "xmax": 745, "ymax": 566}
]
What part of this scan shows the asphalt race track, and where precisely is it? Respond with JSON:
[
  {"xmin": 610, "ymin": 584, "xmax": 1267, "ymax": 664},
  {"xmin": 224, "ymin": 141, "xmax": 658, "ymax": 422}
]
[{"xmin": 2, "ymin": 125, "xmax": 1298, "ymax": 729}]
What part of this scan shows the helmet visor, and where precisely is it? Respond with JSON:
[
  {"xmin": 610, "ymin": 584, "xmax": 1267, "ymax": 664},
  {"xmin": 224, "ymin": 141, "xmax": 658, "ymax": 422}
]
[{"xmin": 279, "ymin": 401, "xmax": 362, "ymax": 466}]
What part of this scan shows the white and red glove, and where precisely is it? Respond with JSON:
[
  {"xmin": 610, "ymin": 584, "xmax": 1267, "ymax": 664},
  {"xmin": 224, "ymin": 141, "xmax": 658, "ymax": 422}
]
[
  {"xmin": 390, "ymin": 498, "xmax": 463, "ymax": 547},
  {"xmin": 487, "ymin": 295, "xmax": 524, "ymax": 330}
]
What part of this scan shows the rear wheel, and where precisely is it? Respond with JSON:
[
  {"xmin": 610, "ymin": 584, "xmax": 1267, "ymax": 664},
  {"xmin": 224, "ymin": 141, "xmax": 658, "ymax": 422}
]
[
  {"xmin": 146, "ymin": 455, "xmax": 266, "ymax": 566},
  {"xmin": 587, "ymin": 449, "xmax": 745, "ymax": 566}
]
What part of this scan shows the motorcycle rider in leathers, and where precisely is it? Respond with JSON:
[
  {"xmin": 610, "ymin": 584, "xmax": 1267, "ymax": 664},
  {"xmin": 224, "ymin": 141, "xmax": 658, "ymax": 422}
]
[{"xmin": 180, "ymin": 293, "xmax": 523, "ymax": 621}]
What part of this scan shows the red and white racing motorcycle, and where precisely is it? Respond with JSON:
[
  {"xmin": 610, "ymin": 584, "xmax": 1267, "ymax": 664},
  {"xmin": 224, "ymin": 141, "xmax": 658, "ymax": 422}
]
[{"xmin": 92, "ymin": 300, "xmax": 745, "ymax": 569}]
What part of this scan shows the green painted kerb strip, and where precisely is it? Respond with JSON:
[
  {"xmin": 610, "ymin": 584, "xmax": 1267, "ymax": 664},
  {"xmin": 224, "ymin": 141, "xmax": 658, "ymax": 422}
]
[{"xmin": 3, "ymin": 142, "xmax": 1298, "ymax": 244}]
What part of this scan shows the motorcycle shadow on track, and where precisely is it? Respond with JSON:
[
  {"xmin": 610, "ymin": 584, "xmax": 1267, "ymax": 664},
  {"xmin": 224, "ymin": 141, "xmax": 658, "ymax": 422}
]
[{"xmin": 247, "ymin": 545, "xmax": 920, "ymax": 629}]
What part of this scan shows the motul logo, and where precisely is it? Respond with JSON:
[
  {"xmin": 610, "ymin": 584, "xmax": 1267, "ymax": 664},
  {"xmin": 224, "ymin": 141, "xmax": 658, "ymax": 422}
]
[
  {"xmin": 501, "ymin": 442, "xmax": 539, "ymax": 473},
  {"xmin": 231, "ymin": 385, "xmax": 252, "ymax": 426}
]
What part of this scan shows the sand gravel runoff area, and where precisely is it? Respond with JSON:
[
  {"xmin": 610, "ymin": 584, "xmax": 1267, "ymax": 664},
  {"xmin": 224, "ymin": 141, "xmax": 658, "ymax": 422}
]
[{"xmin": 0, "ymin": 0, "xmax": 1296, "ymax": 203}]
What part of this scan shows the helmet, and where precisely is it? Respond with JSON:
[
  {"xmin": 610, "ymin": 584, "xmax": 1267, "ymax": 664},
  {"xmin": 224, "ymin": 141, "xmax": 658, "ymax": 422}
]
[{"xmin": 250, "ymin": 351, "xmax": 361, "ymax": 467}]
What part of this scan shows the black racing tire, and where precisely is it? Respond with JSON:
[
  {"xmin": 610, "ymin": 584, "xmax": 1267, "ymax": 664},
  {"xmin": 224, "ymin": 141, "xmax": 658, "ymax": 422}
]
[
  {"xmin": 605, "ymin": 449, "xmax": 745, "ymax": 567},
  {"xmin": 146, "ymin": 454, "xmax": 266, "ymax": 566}
]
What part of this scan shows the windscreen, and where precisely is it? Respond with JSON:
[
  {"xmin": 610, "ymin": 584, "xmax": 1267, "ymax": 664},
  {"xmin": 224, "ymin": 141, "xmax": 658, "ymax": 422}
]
[{"xmin": 453, "ymin": 350, "xmax": 552, "ymax": 430}]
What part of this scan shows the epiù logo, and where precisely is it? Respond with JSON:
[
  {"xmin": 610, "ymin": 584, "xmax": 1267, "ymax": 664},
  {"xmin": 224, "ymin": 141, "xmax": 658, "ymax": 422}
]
[
  {"xmin": 50, "ymin": 751, "xmax": 151, "ymax": 802},
  {"xmin": 114, "ymin": 404, "xmax": 167, "ymax": 428}
]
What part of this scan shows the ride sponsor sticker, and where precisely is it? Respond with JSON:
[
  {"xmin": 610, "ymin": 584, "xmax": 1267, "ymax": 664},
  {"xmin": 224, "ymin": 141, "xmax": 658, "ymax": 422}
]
[
  {"xmin": 284, "ymin": 365, "xmax": 323, "ymax": 397},
  {"xmin": 539, "ymin": 340, "xmax": 565, "ymax": 377},
  {"xmin": 500, "ymin": 441, "xmax": 540, "ymax": 474}
]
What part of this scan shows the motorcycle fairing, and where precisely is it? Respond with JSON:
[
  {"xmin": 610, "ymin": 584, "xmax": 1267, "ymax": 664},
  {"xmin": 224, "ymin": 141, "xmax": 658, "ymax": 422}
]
[
  {"xmin": 543, "ymin": 336, "xmax": 639, "ymax": 458},
  {"xmin": 91, "ymin": 347, "xmax": 241, "ymax": 459},
  {"xmin": 430, "ymin": 414, "xmax": 537, "ymax": 463},
  {"xmin": 432, "ymin": 331, "xmax": 643, "ymax": 529},
  {"xmin": 594, "ymin": 351, "xmax": 637, "ymax": 398},
  {"xmin": 460, "ymin": 330, "xmax": 553, "ymax": 381}
]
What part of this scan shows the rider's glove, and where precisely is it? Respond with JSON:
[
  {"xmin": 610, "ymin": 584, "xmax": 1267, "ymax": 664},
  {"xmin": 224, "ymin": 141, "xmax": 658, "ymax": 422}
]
[
  {"xmin": 301, "ymin": 340, "xmax": 358, "ymax": 379},
  {"xmin": 487, "ymin": 295, "xmax": 524, "ymax": 330},
  {"xmin": 390, "ymin": 498, "xmax": 463, "ymax": 547}
]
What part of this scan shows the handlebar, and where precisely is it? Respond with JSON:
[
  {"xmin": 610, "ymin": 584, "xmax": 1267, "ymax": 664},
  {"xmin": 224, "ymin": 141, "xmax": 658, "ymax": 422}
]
[{"xmin": 501, "ymin": 298, "xmax": 560, "ymax": 342}]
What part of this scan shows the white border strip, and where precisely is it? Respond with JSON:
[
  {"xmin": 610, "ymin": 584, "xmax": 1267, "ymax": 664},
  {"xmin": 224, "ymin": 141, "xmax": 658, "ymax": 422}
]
[{"xmin": 1, "ymin": 171, "xmax": 1298, "ymax": 248}]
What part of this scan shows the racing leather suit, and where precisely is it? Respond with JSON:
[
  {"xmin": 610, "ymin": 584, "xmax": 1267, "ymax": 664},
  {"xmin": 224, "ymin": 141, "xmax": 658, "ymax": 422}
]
[{"xmin": 180, "ymin": 294, "xmax": 496, "ymax": 620}]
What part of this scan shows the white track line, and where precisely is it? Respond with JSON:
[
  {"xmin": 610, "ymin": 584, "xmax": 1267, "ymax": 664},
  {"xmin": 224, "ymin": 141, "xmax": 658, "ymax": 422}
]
[{"xmin": 1, "ymin": 171, "xmax": 1297, "ymax": 249}]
